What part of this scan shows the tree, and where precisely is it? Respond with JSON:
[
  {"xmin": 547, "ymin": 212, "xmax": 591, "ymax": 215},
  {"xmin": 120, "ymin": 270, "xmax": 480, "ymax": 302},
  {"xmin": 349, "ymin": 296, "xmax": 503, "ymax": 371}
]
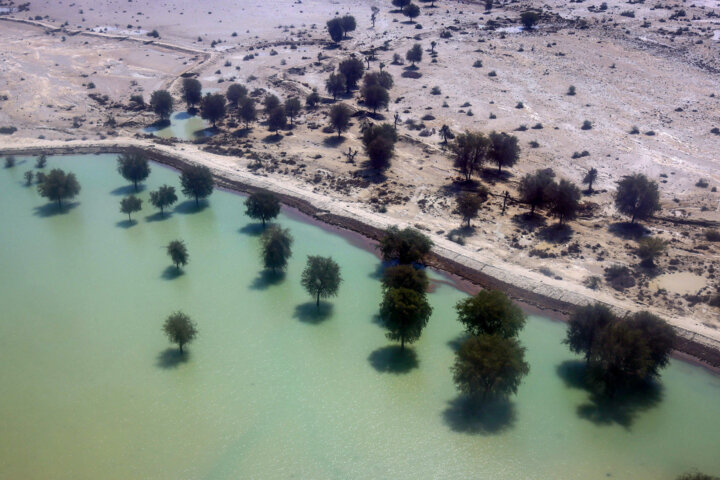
[
  {"xmin": 306, "ymin": 90, "xmax": 321, "ymax": 109},
  {"xmin": 116, "ymin": 152, "xmax": 151, "ymax": 191},
  {"xmin": 520, "ymin": 11, "xmax": 540, "ymax": 30},
  {"xmin": 150, "ymin": 89, "xmax": 173, "ymax": 121},
  {"xmin": 455, "ymin": 290, "xmax": 526, "ymax": 338},
  {"xmin": 548, "ymin": 178, "xmax": 581, "ymax": 224},
  {"xmin": 363, "ymin": 71, "xmax": 394, "ymax": 90},
  {"xmin": 380, "ymin": 287, "xmax": 432, "ymax": 349},
  {"xmin": 267, "ymin": 106, "xmax": 287, "ymax": 134},
  {"xmin": 162, "ymin": 311, "xmax": 197, "ymax": 354},
  {"xmin": 439, "ymin": 124, "xmax": 452, "ymax": 144},
  {"xmin": 381, "ymin": 265, "xmax": 428, "ymax": 294},
  {"xmin": 403, "ymin": 3, "xmax": 420, "ymax": 21},
  {"xmin": 456, "ymin": 191, "xmax": 487, "ymax": 228},
  {"xmin": 180, "ymin": 164, "xmax": 214, "ymax": 206},
  {"xmin": 379, "ymin": 226, "xmax": 434, "ymax": 265},
  {"xmin": 120, "ymin": 195, "xmax": 142, "ymax": 221},
  {"xmin": 181, "ymin": 77, "xmax": 202, "ymax": 109},
  {"xmin": 488, "ymin": 131, "xmax": 520, "ymax": 173},
  {"xmin": 37, "ymin": 168, "xmax": 81, "ymax": 208},
  {"xmin": 518, "ymin": 168, "xmax": 555, "ymax": 216},
  {"xmin": 245, "ymin": 191, "xmax": 281, "ymax": 227},
  {"xmin": 167, "ymin": 240, "xmax": 188, "ymax": 271},
  {"xmin": 614, "ymin": 173, "xmax": 661, "ymax": 223},
  {"xmin": 149, "ymin": 185, "xmax": 178, "ymax": 216},
  {"xmin": 329, "ymin": 103, "xmax": 352, "ymax": 137},
  {"xmin": 238, "ymin": 97, "xmax": 257, "ymax": 128},
  {"xmin": 341, "ymin": 15, "xmax": 356, "ymax": 37},
  {"xmin": 452, "ymin": 334, "xmax": 530, "ymax": 399},
  {"xmin": 582, "ymin": 167, "xmax": 598, "ymax": 193},
  {"xmin": 627, "ymin": 311, "xmax": 675, "ymax": 377},
  {"xmin": 675, "ymin": 474, "xmax": 719, "ymax": 480},
  {"xmin": 226, "ymin": 83, "xmax": 248, "ymax": 105},
  {"xmin": 325, "ymin": 72, "xmax": 347, "ymax": 100},
  {"xmin": 327, "ymin": 17, "xmax": 344, "ymax": 43},
  {"xmin": 392, "ymin": 0, "xmax": 411, "ymax": 8},
  {"xmin": 264, "ymin": 94, "xmax": 281, "ymax": 115},
  {"xmin": 261, "ymin": 225, "xmax": 293, "ymax": 272},
  {"xmin": 564, "ymin": 303, "xmax": 615, "ymax": 361},
  {"xmin": 301, "ymin": 256, "xmax": 343, "ymax": 307},
  {"xmin": 450, "ymin": 131, "xmax": 490, "ymax": 182},
  {"xmin": 338, "ymin": 57, "xmax": 365, "ymax": 93},
  {"xmin": 636, "ymin": 237, "xmax": 667, "ymax": 267},
  {"xmin": 362, "ymin": 123, "xmax": 397, "ymax": 170},
  {"xmin": 4, "ymin": 156, "xmax": 15, "ymax": 168},
  {"xmin": 24, "ymin": 171, "xmax": 34, "ymax": 186},
  {"xmin": 200, "ymin": 93, "xmax": 226, "ymax": 127},
  {"xmin": 406, "ymin": 43, "xmax": 423, "ymax": 67},
  {"xmin": 284, "ymin": 97, "xmax": 302, "ymax": 125},
  {"xmin": 362, "ymin": 84, "xmax": 389, "ymax": 114}
]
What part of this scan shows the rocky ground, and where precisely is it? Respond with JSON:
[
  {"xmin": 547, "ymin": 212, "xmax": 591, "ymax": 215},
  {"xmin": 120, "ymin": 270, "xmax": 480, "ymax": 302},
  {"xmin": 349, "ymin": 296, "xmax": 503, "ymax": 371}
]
[{"xmin": 1, "ymin": 0, "xmax": 719, "ymax": 343}]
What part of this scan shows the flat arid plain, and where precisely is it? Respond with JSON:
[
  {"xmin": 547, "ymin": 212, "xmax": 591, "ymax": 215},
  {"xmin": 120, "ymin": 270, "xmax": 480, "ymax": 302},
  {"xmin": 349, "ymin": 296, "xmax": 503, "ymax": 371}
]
[{"xmin": 1, "ymin": 0, "xmax": 720, "ymax": 356}]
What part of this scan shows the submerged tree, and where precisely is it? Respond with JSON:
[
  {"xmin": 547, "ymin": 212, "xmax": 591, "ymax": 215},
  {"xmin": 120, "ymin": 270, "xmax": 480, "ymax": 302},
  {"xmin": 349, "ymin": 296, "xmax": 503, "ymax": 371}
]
[
  {"xmin": 120, "ymin": 195, "xmax": 142, "ymax": 221},
  {"xmin": 117, "ymin": 152, "xmax": 151, "ymax": 191},
  {"xmin": 180, "ymin": 164, "xmax": 214, "ymax": 206},
  {"xmin": 301, "ymin": 256, "xmax": 343, "ymax": 307},
  {"xmin": 379, "ymin": 226, "xmax": 434, "ymax": 265},
  {"xmin": 564, "ymin": 303, "xmax": 615, "ymax": 361},
  {"xmin": 149, "ymin": 184, "xmax": 178, "ymax": 216},
  {"xmin": 181, "ymin": 77, "xmax": 202, "ymax": 109},
  {"xmin": 24, "ymin": 170, "xmax": 34, "ymax": 186},
  {"xmin": 380, "ymin": 287, "xmax": 432, "ymax": 349},
  {"xmin": 150, "ymin": 89, "xmax": 173, "ymax": 121},
  {"xmin": 614, "ymin": 173, "xmax": 661, "ymax": 224},
  {"xmin": 381, "ymin": 265, "xmax": 429, "ymax": 294},
  {"xmin": 162, "ymin": 311, "xmax": 198, "ymax": 354},
  {"xmin": 245, "ymin": 191, "xmax": 281, "ymax": 227},
  {"xmin": 261, "ymin": 225, "xmax": 294, "ymax": 272},
  {"xmin": 455, "ymin": 290, "xmax": 526, "ymax": 338},
  {"xmin": 35, "ymin": 155, "xmax": 47, "ymax": 169},
  {"xmin": 37, "ymin": 168, "xmax": 81, "ymax": 208},
  {"xmin": 167, "ymin": 240, "xmax": 189, "ymax": 271}
]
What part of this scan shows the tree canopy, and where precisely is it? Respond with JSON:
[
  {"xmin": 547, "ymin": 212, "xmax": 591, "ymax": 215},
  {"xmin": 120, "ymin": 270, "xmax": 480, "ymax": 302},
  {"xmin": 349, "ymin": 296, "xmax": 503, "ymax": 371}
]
[
  {"xmin": 329, "ymin": 103, "xmax": 352, "ymax": 137},
  {"xmin": 582, "ymin": 167, "xmax": 598, "ymax": 193},
  {"xmin": 301, "ymin": 256, "xmax": 343, "ymax": 307},
  {"xmin": 362, "ymin": 84, "xmax": 390, "ymax": 114},
  {"xmin": 489, "ymin": 131, "xmax": 520, "ymax": 173},
  {"xmin": 181, "ymin": 77, "xmax": 202, "ymax": 108},
  {"xmin": 264, "ymin": 94, "xmax": 281, "ymax": 115},
  {"xmin": 116, "ymin": 152, "xmax": 151, "ymax": 190},
  {"xmin": 327, "ymin": 17, "xmax": 344, "ymax": 43},
  {"xmin": 341, "ymin": 15, "xmax": 356, "ymax": 36},
  {"xmin": 363, "ymin": 71, "xmax": 394, "ymax": 90},
  {"xmin": 167, "ymin": 240, "xmax": 189, "ymax": 271},
  {"xmin": 163, "ymin": 311, "xmax": 197, "ymax": 354},
  {"xmin": 150, "ymin": 90, "xmax": 173, "ymax": 121},
  {"xmin": 636, "ymin": 237, "xmax": 667, "ymax": 267},
  {"xmin": 451, "ymin": 131, "xmax": 490, "ymax": 182},
  {"xmin": 548, "ymin": 178, "xmax": 581, "ymax": 224},
  {"xmin": 455, "ymin": 290, "xmax": 526, "ymax": 338},
  {"xmin": 564, "ymin": 303, "xmax": 615, "ymax": 361},
  {"xmin": 381, "ymin": 265, "xmax": 429, "ymax": 294},
  {"xmin": 180, "ymin": 164, "xmax": 214, "ymax": 206},
  {"xmin": 149, "ymin": 185, "xmax": 178, "ymax": 216},
  {"xmin": 226, "ymin": 83, "xmax": 248, "ymax": 105},
  {"xmin": 120, "ymin": 195, "xmax": 142, "ymax": 221},
  {"xmin": 200, "ymin": 93, "xmax": 227, "ymax": 127},
  {"xmin": 379, "ymin": 225, "xmax": 434, "ymax": 265},
  {"xmin": 614, "ymin": 173, "xmax": 661, "ymax": 223},
  {"xmin": 245, "ymin": 191, "xmax": 281, "ymax": 226},
  {"xmin": 261, "ymin": 225, "xmax": 294, "ymax": 272},
  {"xmin": 403, "ymin": 3, "xmax": 421, "ymax": 21},
  {"xmin": 456, "ymin": 190, "xmax": 487, "ymax": 228},
  {"xmin": 325, "ymin": 72, "xmax": 347, "ymax": 100},
  {"xmin": 339, "ymin": 57, "xmax": 365, "ymax": 92},
  {"xmin": 380, "ymin": 287, "xmax": 432, "ymax": 349},
  {"xmin": 284, "ymin": 97, "xmax": 302, "ymax": 125},
  {"xmin": 238, "ymin": 97, "xmax": 257, "ymax": 128},
  {"xmin": 38, "ymin": 168, "xmax": 81, "ymax": 208},
  {"xmin": 362, "ymin": 123, "xmax": 397, "ymax": 170},
  {"xmin": 267, "ymin": 106, "xmax": 287, "ymax": 134},
  {"xmin": 518, "ymin": 168, "xmax": 555, "ymax": 215},
  {"xmin": 406, "ymin": 43, "xmax": 423, "ymax": 66},
  {"xmin": 520, "ymin": 11, "xmax": 540, "ymax": 29}
]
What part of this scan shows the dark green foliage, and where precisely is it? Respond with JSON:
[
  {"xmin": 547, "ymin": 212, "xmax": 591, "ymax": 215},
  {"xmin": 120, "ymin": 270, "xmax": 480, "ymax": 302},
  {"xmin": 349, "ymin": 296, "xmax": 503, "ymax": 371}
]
[
  {"xmin": 149, "ymin": 184, "xmax": 178, "ymax": 216},
  {"xmin": 180, "ymin": 164, "xmax": 214, "ymax": 206},
  {"xmin": 381, "ymin": 265, "xmax": 429, "ymax": 294},
  {"xmin": 226, "ymin": 83, "xmax": 248, "ymax": 105},
  {"xmin": 363, "ymin": 71, "xmax": 394, "ymax": 90},
  {"xmin": 362, "ymin": 123, "xmax": 397, "ymax": 170},
  {"xmin": 450, "ymin": 131, "xmax": 490, "ymax": 182},
  {"xmin": 327, "ymin": 17, "xmax": 344, "ymax": 43},
  {"xmin": 238, "ymin": 97, "xmax": 257, "ymax": 128},
  {"xmin": 264, "ymin": 94, "xmax": 281, "ymax": 115},
  {"xmin": 245, "ymin": 191, "xmax": 281, "ymax": 226},
  {"xmin": 284, "ymin": 97, "xmax": 302, "ymax": 125},
  {"xmin": 200, "ymin": 93, "xmax": 227, "ymax": 127},
  {"xmin": 636, "ymin": 237, "xmax": 667, "ymax": 267},
  {"xmin": 518, "ymin": 168, "xmax": 555, "ymax": 215},
  {"xmin": 456, "ymin": 190, "xmax": 487, "ymax": 228},
  {"xmin": 548, "ymin": 178, "xmax": 581, "ymax": 224},
  {"xmin": 582, "ymin": 167, "xmax": 598, "ymax": 193},
  {"xmin": 455, "ymin": 290, "xmax": 526, "ymax": 338},
  {"xmin": 329, "ymin": 103, "xmax": 352, "ymax": 137},
  {"xmin": 181, "ymin": 78, "xmax": 202, "ymax": 108},
  {"xmin": 362, "ymin": 84, "xmax": 389, "ymax": 113},
  {"xmin": 565, "ymin": 303, "xmax": 615, "ymax": 361},
  {"xmin": 261, "ymin": 225, "xmax": 294, "ymax": 272},
  {"xmin": 267, "ymin": 106, "xmax": 287, "ymax": 134},
  {"xmin": 301, "ymin": 256, "xmax": 343, "ymax": 307},
  {"xmin": 380, "ymin": 287, "xmax": 432, "ymax": 349},
  {"xmin": 520, "ymin": 10, "xmax": 540, "ymax": 29},
  {"xmin": 116, "ymin": 153, "xmax": 150, "ymax": 190},
  {"xmin": 150, "ymin": 89, "xmax": 173, "ymax": 120},
  {"xmin": 614, "ymin": 173, "xmax": 661, "ymax": 223},
  {"xmin": 325, "ymin": 72, "xmax": 347, "ymax": 100},
  {"xmin": 488, "ymin": 131, "xmax": 520, "ymax": 173},
  {"xmin": 379, "ymin": 225, "xmax": 434, "ymax": 265},
  {"xmin": 406, "ymin": 43, "xmax": 423, "ymax": 66},
  {"xmin": 162, "ymin": 311, "xmax": 197, "ymax": 354},
  {"xmin": 306, "ymin": 90, "xmax": 321, "ymax": 108},
  {"xmin": 120, "ymin": 195, "xmax": 142, "ymax": 221},
  {"xmin": 37, "ymin": 168, "xmax": 81, "ymax": 207},
  {"xmin": 403, "ymin": 3, "xmax": 420, "ymax": 21},
  {"xmin": 340, "ymin": 15, "xmax": 356, "ymax": 35},
  {"xmin": 24, "ymin": 170, "xmax": 34, "ymax": 186},
  {"xmin": 167, "ymin": 240, "xmax": 189, "ymax": 271},
  {"xmin": 452, "ymin": 334, "xmax": 529, "ymax": 399},
  {"xmin": 4, "ymin": 156, "xmax": 15, "ymax": 168},
  {"xmin": 338, "ymin": 57, "xmax": 365, "ymax": 92},
  {"xmin": 35, "ymin": 155, "xmax": 47, "ymax": 169}
]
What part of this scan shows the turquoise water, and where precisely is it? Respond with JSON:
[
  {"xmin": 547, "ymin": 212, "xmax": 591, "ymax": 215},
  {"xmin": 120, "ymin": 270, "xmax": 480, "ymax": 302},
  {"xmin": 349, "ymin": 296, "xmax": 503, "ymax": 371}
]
[
  {"xmin": 144, "ymin": 111, "xmax": 213, "ymax": 140},
  {"xmin": 1, "ymin": 154, "xmax": 719, "ymax": 480}
]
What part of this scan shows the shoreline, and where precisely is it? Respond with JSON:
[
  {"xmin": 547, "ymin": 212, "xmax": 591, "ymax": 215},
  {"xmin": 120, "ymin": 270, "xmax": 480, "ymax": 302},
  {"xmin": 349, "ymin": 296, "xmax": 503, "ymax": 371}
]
[{"xmin": 2, "ymin": 140, "xmax": 720, "ymax": 373}]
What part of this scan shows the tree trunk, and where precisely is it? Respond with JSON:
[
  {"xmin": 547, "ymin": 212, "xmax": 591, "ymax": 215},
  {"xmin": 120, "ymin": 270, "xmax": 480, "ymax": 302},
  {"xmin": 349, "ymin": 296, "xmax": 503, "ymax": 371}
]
[
  {"xmin": 57, "ymin": 198, "xmax": 62, "ymax": 208},
  {"xmin": 401, "ymin": 337, "xmax": 405, "ymax": 350},
  {"xmin": 134, "ymin": 179, "xmax": 138, "ymax": 191},
  {"xmin": 128, "ymin": 213, "xmax": 131, "ymax": 221},
  {"xmin": 316, "ymin": 292, "xmax": 321, "ymax": 308},
  {"xmin": 179, "ymin": 343, "xmax": 184, "ymax": 354},
  {"xmin": 498, "ymin": 163, "xmax": 502, "ymax": 173},
  {"xmin": 160, "ymin": 206, "xmax": 164, "ymax": 216},
  {"xmin": 195, "ymin": 195, "xmax": 199, "ymax": 207}
]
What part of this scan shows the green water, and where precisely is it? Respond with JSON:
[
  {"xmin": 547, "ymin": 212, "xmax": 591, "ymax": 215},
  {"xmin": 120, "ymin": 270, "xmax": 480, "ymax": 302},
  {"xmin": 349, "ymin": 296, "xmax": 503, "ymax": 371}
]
[
  {"xmin": 1, "ymin": 154, "xmax": 719, "ymax": 480},
  {"xmin": 144, "ymin": 111, "xmax": 213, "ymax": 140}
]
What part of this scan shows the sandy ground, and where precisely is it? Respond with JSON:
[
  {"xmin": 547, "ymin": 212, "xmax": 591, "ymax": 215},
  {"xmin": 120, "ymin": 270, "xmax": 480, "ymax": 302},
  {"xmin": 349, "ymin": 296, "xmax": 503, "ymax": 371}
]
[{"xmin": 1, "ymin": 0, "xmax": 720, "ymax": 345}]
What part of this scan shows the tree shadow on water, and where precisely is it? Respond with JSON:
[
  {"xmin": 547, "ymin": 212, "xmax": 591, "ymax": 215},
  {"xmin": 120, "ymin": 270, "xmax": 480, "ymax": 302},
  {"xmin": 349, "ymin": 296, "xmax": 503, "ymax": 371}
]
[
  {"xmin": 250, "ymin": 270, "xmax": 285, "ymax": 290},
  {"xmin": 293, "ymin": 302, "xmax": 334, "ymax": 324},
  {"xmin": 161, "ymin": 266, "xmax": 184, "ymax": 280},
  {"xmin": 446, "ymin": 333, "xmax": 470, "ymax": 353},
  {"xmin": 443, "ymin": 395, "xmax": 517, "ymax": 435},
  {"xmin": 174, "ymin": 200, "xmax": 208, "ymax": 215},
  {"xmin": 115, "ymin": 219, "xmax": 138, "ymax": 229},
  {"xmin": 556, "ymin": 360, "xmax": 664, "ymax": 429},
  {"xmin": 368, "ymin": 345, "xmax": 419, "ymax": 374},
  {"xmin": 33, "ymin": 202, "xmax": 79, "ymax": 217},
  {"xmin": 156, "ymin": 348, "xmax": 190, "ymax": 369},
  {"xmin": 145, "ymin": 211, "xmax": 171, "ymax": 223},
  {"xmin": 238, "ymin": 223, "xmax": 265, "ymax": 236},
  {"xmin": 110, "ymin": 184, "xmax": 145, "ymax": 196}
]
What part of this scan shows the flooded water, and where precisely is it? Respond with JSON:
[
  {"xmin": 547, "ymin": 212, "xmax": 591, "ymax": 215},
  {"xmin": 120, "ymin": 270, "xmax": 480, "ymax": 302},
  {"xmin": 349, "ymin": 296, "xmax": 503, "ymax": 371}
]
[
  {"xmin": 651, "ymin": 272, "xmax": 707, "ymax": 295},
  {"xmin": 1, "ymin": 154, "xmax": 720, "ymax": 479},
  {"xmin": 143, "ymin": 111, "xmax": 214, "ymax": 140}
]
